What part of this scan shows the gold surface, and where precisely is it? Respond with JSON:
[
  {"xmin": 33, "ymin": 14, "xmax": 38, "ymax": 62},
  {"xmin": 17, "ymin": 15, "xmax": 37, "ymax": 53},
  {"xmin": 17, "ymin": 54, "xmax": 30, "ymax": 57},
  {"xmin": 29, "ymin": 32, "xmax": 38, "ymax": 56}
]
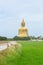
[
  {"xmin": 21, "ymin": 19, "xmax": 25, "ymax": 27},
  {"xmin": 18, "ymin": 19, "xmax": 28, "ymax": 37}
]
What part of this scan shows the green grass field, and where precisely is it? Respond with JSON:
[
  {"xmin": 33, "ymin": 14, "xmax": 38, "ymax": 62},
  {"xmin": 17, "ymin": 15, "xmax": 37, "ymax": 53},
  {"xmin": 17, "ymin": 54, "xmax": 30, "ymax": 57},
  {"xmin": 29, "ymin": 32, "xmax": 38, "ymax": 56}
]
[{"xmin": 0, "ymin": 41, "xmax": 43, "ymax": 65}]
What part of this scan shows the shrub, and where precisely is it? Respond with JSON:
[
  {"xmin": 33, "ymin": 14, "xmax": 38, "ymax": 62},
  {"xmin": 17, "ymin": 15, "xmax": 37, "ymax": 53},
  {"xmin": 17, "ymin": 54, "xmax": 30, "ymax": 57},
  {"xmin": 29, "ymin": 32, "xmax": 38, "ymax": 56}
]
[
  {"xmin": 0, "ymin": 36, "xmax": 7, "ymax": 40},
  {"xmin": 13, "ymin": 36, "xmax": 30, "ymax": 40}
]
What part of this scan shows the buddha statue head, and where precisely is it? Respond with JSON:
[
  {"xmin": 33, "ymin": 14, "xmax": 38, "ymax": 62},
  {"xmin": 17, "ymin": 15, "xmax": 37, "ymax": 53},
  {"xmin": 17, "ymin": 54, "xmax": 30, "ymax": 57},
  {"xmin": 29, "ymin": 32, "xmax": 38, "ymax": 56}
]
[{"xmin": 21, "ymin": 19, "xmax": 25, "ymax": 27}]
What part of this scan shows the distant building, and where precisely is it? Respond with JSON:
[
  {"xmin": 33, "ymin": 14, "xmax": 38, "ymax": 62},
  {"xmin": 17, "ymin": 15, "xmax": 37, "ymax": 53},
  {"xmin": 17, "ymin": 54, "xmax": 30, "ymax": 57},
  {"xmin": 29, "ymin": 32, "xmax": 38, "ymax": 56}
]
[{"xmin": 18, "ymin": 19, "xmax": 28, "ymax": 37}]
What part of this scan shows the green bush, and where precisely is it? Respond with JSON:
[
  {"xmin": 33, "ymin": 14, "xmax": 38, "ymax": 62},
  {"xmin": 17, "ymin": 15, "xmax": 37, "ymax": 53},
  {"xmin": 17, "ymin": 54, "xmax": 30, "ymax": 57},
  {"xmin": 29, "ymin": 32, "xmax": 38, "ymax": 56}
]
[
  {"xmin": 0, "ymin": 36, "xmax": 7, "ymax": 40},
  {"xmin": 13, "ymin": 36, "xmax": 30, "ymax": 40}
]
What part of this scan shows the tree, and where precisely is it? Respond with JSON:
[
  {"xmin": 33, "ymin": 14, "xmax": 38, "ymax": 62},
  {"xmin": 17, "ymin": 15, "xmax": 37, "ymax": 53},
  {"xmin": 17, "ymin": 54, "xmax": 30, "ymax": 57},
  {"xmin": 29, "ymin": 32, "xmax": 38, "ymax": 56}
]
[
  {"xmin": 13, "ymin": 36, "xmax": 30, "ymax": 40},
  {"xmin": 0, "ymin": 36, "xmax": 7, "ymax": 40}
]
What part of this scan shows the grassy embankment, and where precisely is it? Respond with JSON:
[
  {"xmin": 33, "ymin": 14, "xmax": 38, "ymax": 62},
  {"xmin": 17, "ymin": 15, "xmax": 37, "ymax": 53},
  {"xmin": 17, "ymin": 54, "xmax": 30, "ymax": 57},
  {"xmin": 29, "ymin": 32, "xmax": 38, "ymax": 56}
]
[{"xmin": 0, "ymin": 41, "xmax": 43, "ymax": 65}]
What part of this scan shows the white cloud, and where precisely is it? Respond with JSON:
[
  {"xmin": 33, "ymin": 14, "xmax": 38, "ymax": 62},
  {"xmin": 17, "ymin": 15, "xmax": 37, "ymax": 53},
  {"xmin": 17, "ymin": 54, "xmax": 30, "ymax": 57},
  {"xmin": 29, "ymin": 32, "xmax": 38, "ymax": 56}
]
[{"xmin": 30, "ymin": 14, "xmax": 43, "ymax": 21}]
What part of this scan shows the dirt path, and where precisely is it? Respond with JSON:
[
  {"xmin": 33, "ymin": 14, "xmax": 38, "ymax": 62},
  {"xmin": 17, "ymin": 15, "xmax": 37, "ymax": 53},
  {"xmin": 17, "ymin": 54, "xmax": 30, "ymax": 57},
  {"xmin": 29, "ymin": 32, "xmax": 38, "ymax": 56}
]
[{"xmin": 0, "ymin": 41, "xmax": 17, "ymax": 51}]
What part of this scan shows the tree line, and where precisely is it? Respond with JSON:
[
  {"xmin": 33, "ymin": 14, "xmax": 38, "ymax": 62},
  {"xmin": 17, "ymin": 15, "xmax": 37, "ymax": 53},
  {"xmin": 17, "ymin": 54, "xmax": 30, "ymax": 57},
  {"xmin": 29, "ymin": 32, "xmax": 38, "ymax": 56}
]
[{"xmin": 0, "ymin": 36, "xmax": 43, "ymax": 41}]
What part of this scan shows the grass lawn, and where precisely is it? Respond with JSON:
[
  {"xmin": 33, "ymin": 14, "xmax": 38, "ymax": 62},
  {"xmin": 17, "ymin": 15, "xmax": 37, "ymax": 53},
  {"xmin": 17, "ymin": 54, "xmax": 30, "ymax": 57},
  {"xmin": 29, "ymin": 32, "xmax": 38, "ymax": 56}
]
[{"xmin": 0, "ymin": 41, "xmax": 43, "ymax": 65}]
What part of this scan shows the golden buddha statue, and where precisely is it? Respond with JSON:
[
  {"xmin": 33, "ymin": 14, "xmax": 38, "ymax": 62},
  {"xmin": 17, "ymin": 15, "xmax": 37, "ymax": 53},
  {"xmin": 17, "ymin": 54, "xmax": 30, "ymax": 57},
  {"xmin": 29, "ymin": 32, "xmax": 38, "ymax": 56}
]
[{"xmin": 18, "ymin": 19, "xmax": 28, "ymax": 37}]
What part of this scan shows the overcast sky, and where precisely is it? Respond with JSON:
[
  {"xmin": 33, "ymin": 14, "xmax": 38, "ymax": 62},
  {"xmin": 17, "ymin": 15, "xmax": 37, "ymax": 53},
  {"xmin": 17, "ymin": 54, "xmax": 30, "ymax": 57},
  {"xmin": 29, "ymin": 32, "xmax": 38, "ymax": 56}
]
[{"xmin": 0, "ymin": 0, "xmax": 43, "ymax": 38}]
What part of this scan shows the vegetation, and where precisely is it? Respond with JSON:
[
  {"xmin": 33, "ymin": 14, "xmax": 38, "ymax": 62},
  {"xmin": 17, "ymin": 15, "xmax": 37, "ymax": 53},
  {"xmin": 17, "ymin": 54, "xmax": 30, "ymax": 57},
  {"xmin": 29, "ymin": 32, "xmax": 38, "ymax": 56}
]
[
  {"xmin": 13, "ymin": 36, "xmax": 30, "ymax": 40},
  {"xmin": 0, "ymin": 41, "xmax": 43, "ymax": 65},
  {"xmin": 30, "ymin": 36, "xmax": 43, "ymax": 40},
  {"xmin": 0, "ymin": 43, "xmax": 22, "ymax": 65},
  {"xmin": 0, "ymin": 36, "xmax": 43, "ymax": 41},
  {"xmin": 0, "ymin": 36, "xmax": 7, "ymax": 41}
]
